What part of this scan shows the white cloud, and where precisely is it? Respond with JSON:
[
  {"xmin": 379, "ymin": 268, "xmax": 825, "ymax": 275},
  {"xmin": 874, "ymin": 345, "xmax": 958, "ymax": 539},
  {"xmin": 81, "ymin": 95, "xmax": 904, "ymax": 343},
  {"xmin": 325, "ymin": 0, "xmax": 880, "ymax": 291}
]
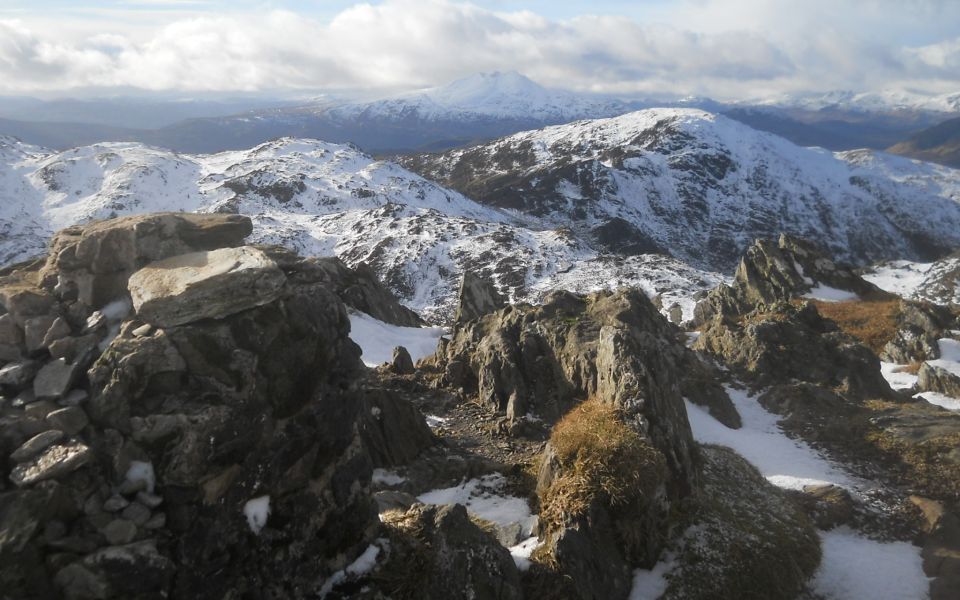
[{"xmin": 0, "ymin": 0, "xmax": 957, "ymax": 98}]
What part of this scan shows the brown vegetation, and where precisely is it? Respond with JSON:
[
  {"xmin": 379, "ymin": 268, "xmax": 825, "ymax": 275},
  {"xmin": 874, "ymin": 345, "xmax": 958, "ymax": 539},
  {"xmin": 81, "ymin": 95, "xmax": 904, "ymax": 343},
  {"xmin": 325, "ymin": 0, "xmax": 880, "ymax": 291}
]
[{"xmin": 806, "ymin": 298, "xmax": 901, "ymax": 353}]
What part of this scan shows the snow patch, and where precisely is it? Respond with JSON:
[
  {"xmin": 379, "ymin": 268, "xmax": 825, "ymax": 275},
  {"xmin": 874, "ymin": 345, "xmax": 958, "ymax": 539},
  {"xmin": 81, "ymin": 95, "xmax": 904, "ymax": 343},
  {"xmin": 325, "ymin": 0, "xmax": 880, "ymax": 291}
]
[
  {"xmin": 124, "ymin": 461, "xmax": 155, "ymax": 494},
  {"xmin": 802, "ymin": 284, "xmax": 859, "ymax": 303},
  {"xmin": 862, "ymin": 260, "xmax": 933, "ymax": 298},
  {"xmin": 318, "ymin": 541, "xmax": 385, "ymax": 598},
  {"xmin": 347, "ymin": 311, "xmax": 445, "ymax": 368},
  {"xmin": 417, "ymin": 473, "xmax": 536, "ymax": 533},
  {"xmin": 881, "ymin": 362, "xmax": 919, "ymax": 391},
  {"xmin": 371, "ymin": 468, "xmax": 407, "ymax": 486},
  {"xmin": 811, "ymin": 527, "xmax": 930, "ymax": 600},
  {"xmin": 915, "ymin": 391, "xmax": 960, "ymax": 411},
  {"xmin": 243, "ymin": 495, "xmax": 270, "ymax": 535},
  {"xmin": 509, "ymin": 536, "xmax": 542, "ymax": 571},
  {"xmin": 629, "ymin": 553, "xmax": 675, "ymax": 600},
  {"xmin": 684, "ymin": 387, "xmax": 858, "ymax": 490}
]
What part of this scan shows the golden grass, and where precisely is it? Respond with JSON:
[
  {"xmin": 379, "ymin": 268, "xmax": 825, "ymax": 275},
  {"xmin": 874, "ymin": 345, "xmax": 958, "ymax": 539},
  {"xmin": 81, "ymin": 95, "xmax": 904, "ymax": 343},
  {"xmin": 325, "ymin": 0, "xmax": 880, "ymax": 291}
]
[
  {"xmin": 807, "ymin": 298, "xmax": 901, "ymax": 354},
  {"xmin": 539, "ymin": 398, "xmax": 667, "ymax": 561},
  {"xmin": 894, "ymin": 362, "xmax": 923, "ymax": 375}
]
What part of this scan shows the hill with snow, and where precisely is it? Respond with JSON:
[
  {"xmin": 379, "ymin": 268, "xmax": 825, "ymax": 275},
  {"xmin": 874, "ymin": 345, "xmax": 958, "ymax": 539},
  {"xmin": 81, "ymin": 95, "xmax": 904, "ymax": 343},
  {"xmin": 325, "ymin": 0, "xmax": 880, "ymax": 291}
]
[
  {"xmin": 0, "ymin": 134, "xmax": 722, "ymax": 322},
  {"xmin": 402, "ymin": 108, "xmax": 960, "ymax": 272}
]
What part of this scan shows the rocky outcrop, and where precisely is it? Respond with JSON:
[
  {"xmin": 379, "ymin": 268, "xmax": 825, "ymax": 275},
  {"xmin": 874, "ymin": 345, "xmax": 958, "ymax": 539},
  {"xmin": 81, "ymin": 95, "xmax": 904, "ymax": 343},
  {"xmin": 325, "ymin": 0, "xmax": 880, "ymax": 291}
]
[
  {"xmin": 127, "ymin": 246, "xmax": 287, "ymax": 327},
  {"xmin": 309, "ymin": 258, "xmax": 424, "ymax": 327},
  {"xmin": 40, "ymin": 213, "xmax": 253, "ymax": 309},
  {"xmin": 454, "ymin": 272, "xmax": 506, "ymax": 324},
  {"xmin": 695, "ymin": 301, "xmax": 893, "ymax": 400},
  {"xmin": 693, "ymin": 234, "xmax": 885, "ymax": 326},
  {"xmin": 660, "ymin": 445, "xmax": 821, "ymax": 600},
  {"xmin": 918, "ymin": 362, "xmax": 960, "ymax": 397},
  {"xmin": 0, "ymin": 213, "xmax": 438, "ymax": 599},
  {"xmin": 881, "ymin": 300, "xmax": 957, "ymax": 363},
  {"xmin": 375, "ymin": 503, "xmax": 524, "ymax": 600}
]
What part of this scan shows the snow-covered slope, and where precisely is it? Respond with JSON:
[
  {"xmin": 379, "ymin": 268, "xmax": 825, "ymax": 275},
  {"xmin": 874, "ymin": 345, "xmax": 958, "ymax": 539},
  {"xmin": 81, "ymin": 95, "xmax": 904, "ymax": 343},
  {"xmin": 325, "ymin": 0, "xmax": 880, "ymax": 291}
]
[
  {"xmin": 751, "ymin": 89, "xmax": 960, "ymax": 114},
  {"xmin": 0, "ymin": 135, "xmax": 722, "ymax": 322},
  {"xmin": 403, "ymin": 108, "xmax": 960, "ymax": 271}
]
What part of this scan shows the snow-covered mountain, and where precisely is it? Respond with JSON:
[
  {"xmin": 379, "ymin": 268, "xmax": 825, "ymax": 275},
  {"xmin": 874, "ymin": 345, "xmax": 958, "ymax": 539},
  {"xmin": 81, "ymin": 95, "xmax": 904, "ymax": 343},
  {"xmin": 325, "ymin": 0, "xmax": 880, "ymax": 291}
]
[
  {"xmin": 327, "ymin": 71, "xmax": 630, "ymax": 123},
  {"xmin": 402, "ymin": 108, "xmax": 960, "ymax": 271},
  {"xmin": 750, "ymin": 90, "xmax": 960, "ymax": 114},
  {"xmin": 0, "ymin": 134, "xmax": 722, "ymax": 322}
]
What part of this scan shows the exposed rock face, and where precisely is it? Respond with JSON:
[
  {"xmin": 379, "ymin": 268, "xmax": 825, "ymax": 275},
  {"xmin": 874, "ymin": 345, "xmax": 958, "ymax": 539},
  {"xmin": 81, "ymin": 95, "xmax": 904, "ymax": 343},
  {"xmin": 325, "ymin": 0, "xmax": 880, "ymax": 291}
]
[
  {"xmin": 454, "ymin": 272, "xmax": 506, "ymax": 324},
  {"xmin": 918, "ymin": 362, "xmax": 960, "ymax": 397},
  {"xmin": 0, "ymin": 213, "xmax": 438, "ymax": 599},
  {"xmin": 429, "ymin": 286, "xmax": 740, "ymax": 599},
  {"xmin": 695, "ymin": 301, "xmax": 893, "ymax": 399},
  {"xmin": 127, "ymin": 246, "xmax": 287, "ymax": 327},
  {"xmin": 310, "ymin": 257, "xmax": 424, "ymax": 327},
  {"xmin": 377, "ymin": 503, "xmax": 523, "ymax": 600},
  {"xmin": 390, "ymin": 346, "xmax": 415, "ymax": 375},
  {"xmin": 660, "ymin": 445, "xmax": 820, "ymax": 600},
  {"xmin": 40, "ymin": 212, "xmax": 253, "ymax": 309},
  {"xmin": 694, "ymin": 234, "xmax": 885, "ymax": 326},
  {"xmin": 882, "ymin": 301, "xmax": 957, "ymax": 363}
]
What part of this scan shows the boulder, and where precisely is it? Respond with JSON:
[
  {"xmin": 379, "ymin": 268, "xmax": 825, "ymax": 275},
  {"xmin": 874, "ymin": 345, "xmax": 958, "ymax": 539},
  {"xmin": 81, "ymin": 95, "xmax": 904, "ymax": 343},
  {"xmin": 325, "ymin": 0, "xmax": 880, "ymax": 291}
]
[
  {"xmin": 918, "ymin": 362, "xmax": 960, "ymax": 397},
  {"xmin": 378, "ymin": 503, "xmax": 523, "ymax": 600},
  {"xmin": 454, "ymin": 272, "xmax": 505, "ymax": 324},
  {"xmin": 693, "ymin": 234, "xmax": 885, "ymax": 326},
  {"xmin": 24, "ymin": 315, "xmax": 57, "ymax": 354},
  {"xmin": 390, "ymin": 346, "xmax": 415, "ymax": 374},
  {"xmin": 33, "ymin": 358, "xmax": 82, "ymax": 400},
  {"xmin": 41, "ymin": 212, "xmax": 253, "ymax": 308},
  {"xmin": 0, "ymin": 360, "xmax": 41, "ymax": 393},
  {"xmin": 10, "ymin": 429, "xmax": 65, "ymax": 462},
  {"xmin": 128, "ymin": 246, "xmax": 287, "ymax": 328},
  {"xmin": 9, "ymin": 440, "xmax": 93, "ymax": 487},
  {"xmin": 53, "ymin": 540, "xmax": 174, "ymax": 600},
  {"xmin": 657, "ymin": 446, "xmax": 821, "ymax": 600},
  {"xmin": 45, "ymin": 407, "xmax": 90, "ymax": 436}
]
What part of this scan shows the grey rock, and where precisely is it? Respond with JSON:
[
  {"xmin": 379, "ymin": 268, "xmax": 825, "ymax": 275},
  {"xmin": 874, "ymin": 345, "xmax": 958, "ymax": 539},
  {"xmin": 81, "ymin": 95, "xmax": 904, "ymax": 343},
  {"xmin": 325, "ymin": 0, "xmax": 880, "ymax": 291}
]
[
  {"xmin": 128, "ymin": 246, "xmax": 287, "ymax": 328},
  {"xmin": 668, "ymin": 303, "xmax": 684, "ymax": 324},
  {"xmin": 42, "ymin": 317, "xmax": 72, "ymax": 349},
  {"xmin": 131, "ymin": 323, "xmax": 152, "ymax": 337},
  {"xmin": 11, "ymin": 388, "xmax": 36, "ymax": 407},
  {"xmin": 0, "ymin": 360, "xmax": 40, "ymax": 392},
  {"xmin": 33, "ymin": 359, "xmax": 81, "ymax": 400},
  {"xmin": 24, "ymin": 399, "xmax": 60, "ymax": 421},
  {"xmin": 919, "ymin": 362, "xmax": 960, "ymax": 397},
  {"xmin": 390, "ymin": 345, "xmax": 415, "ymax": 374},
  {"xmin": 24, "ymin": 315, "xmax": 57, "ymax": 354},
  {"xmin": 53, "ymin": 540, "xmax": 175, "ymax": 600},
  {"xmin": 454, "ymin": 271, "xmax": 505, "ymax": 324},
  {"xmin": 373, "ymin": 490, "xmax": 418, "ymax": 513},
  {"xmin": 10, "ymin": 429, "xmax": 65, "ymax": 462},
  {"xmin": 103, "ymin": 495, "xmax": 130, "ymax": 513},
  {"xmin": 40, "ymin": 212, "xmax": 254, "ymax": 308},
  {"xmin": 135, "ymin": 491, "xmax": 163, "ymax": 508},
  {"xmin": 45, "ymin": 406, "xmax": 89, "ymax": 435},
  {"xmin": 120, "ymin": 502, "xmax": 151, "ymax": 526},
  {"xmin": 48, "ymin": 334, "xmax": 100, "ymax": 364},
  {"xmin": 60, "ymin": 389, "xmax": 89, "ymax": 407},
  {"xmin": 0, "ymin": 313, "xmax": 23, "ymax": 346},
  {"xmin": 10, "ymin": 440, "xmax": 93, "ymax": 486},
  {"xmin": 381, "ymin": 503, "xmax": 522, "ymax": 600},
  {"xmin": 143, "ymin": 512, "xmax": 166, "ymax": 530},
  {"xmin": 102, "ymin": 519, "xmax": 138, "ymax": 546}
]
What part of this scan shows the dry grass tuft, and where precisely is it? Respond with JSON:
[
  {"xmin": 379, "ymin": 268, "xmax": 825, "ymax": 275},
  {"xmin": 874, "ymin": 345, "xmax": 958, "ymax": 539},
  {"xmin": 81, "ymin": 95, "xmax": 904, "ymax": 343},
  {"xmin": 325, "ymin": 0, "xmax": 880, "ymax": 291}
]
[
  {"xmin": 539, "ymin": 398, "xmax": 667, "ymax": 560},
  {"xmin": 808, "ymin": 299, "xmax": 901, "ymax": 353},
  {"xmin": 894, "ymin": 362, "xmax": 923, "ymax": 375}
]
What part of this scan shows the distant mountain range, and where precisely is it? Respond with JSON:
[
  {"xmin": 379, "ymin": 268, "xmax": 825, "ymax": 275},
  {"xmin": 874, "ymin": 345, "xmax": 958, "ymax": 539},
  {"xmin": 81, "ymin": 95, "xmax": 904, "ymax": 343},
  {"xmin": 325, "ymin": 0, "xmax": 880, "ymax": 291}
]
[{"xmin": 0, "ymin": 73, "xmax": 957, "ymax": 156}]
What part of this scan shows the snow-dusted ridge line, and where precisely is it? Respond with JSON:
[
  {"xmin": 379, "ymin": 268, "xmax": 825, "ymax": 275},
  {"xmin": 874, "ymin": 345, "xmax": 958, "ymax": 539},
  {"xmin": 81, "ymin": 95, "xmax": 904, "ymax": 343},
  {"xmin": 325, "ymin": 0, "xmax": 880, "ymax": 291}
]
[{"xmin": 407, "ymin": 108, "xmax": 960, "ymax": 273}]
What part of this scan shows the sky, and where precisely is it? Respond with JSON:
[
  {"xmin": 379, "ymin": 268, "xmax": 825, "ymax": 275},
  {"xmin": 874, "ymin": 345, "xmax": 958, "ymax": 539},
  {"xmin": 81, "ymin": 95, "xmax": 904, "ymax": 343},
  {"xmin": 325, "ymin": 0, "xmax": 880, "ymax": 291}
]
[{"xmin": 1, "ymin": 0, "xmax": 959, "ymax": 100}]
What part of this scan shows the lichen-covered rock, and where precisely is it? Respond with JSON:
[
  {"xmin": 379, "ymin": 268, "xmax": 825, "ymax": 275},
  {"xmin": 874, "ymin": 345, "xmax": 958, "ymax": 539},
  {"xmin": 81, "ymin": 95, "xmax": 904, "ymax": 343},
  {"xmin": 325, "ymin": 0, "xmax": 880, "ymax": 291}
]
[
  {"xmin": 377, "ymin": 503, "xmax": 523, "ymax": 600},
  {"xmin": 918, "ymin": 362, "xmax": 960, "ymax": 397},
  {"xmin": 9, "ymin": 440, "xmax": 93, "ymax": 487},
  {"xmin": 693, "ymin": 234, "xmax": 885, "ymax": 326},
  {"xmin": 454, "ymin": 271, "xmax": 505, "ymax": 324},
  {"xmin": 694, "ymin": 301, "xmax": 893, "ymax": 400},
  {"xmin": 128, "ymin": 246, "xmax": 287, "ymax": 328},
  {"xmin": 660, "ymin": 445, "xmax": 821, "ymax": 600},
  {"xmin": 390, "ymin": 346, "xmax": 415, "ymax": 375},
  {"xmin": 40, "ymin": 212, "xmax": 253, "ymax": 309}
]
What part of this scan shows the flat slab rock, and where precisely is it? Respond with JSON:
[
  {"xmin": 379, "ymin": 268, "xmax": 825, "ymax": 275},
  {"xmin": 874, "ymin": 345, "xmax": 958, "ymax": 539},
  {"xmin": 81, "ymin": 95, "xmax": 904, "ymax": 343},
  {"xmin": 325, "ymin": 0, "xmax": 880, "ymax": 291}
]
[
  {"xmin": 128, "ymin": 246, "xmax": 287, "ymax": 328},
  {"xmin": 10, "ymin": 440, "xmax": 93, "ymax": 487}
]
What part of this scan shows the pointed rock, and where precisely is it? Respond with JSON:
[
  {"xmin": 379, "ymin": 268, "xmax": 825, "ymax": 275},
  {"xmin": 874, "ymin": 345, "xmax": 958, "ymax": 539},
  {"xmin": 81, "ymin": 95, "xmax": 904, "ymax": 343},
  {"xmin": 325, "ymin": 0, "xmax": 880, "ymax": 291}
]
[{"xmin": 454, "ymin": 272, "xmax": 505, "ymax": 324}]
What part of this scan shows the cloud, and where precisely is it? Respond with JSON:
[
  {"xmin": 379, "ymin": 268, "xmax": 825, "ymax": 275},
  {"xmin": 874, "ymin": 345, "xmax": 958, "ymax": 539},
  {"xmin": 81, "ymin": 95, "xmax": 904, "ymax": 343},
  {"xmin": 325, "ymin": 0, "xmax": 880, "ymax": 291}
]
[{"xmin": 0, "ymin": 0, "xmax": 957, "ymax": 98}]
